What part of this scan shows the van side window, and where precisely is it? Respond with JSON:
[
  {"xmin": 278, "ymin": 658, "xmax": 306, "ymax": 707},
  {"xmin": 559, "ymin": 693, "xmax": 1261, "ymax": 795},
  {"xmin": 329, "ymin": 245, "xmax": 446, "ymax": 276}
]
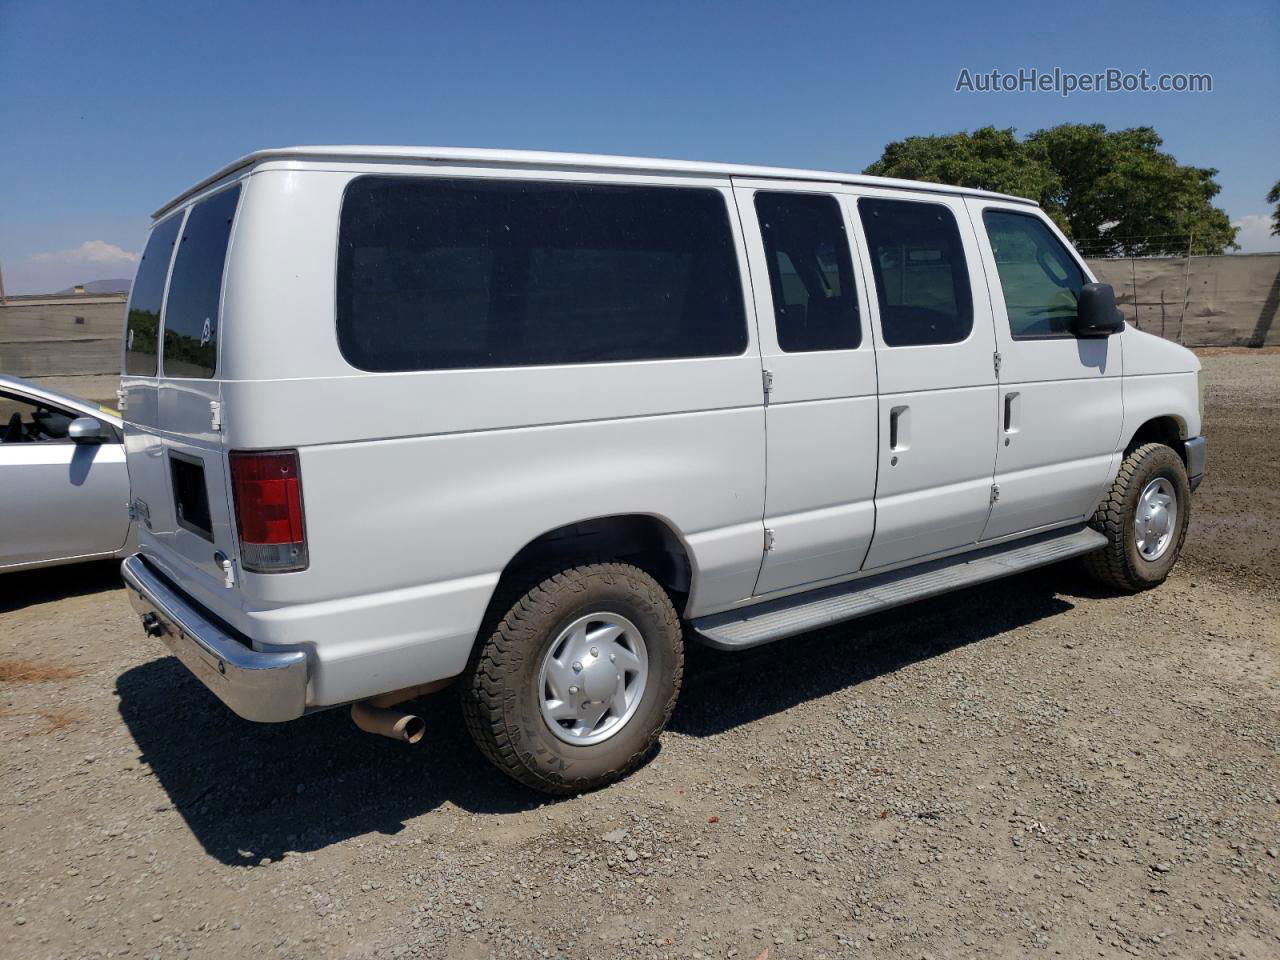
[
  {"xmin": 162, "ymin": 184, "xmax": 241, "ymax": 378},
  {"xmin": 124, "ymin": 215, "xmax": 181, "ymax": 377},
  {"xmin": 754, "ymin": 192, "xmax": 860, "ymax": 352},
  {"xmin": 336, "ymin": 177, "xmax": 748, "ymax": 372},
  {"xmin": 982, "ymin": 210, "xmax": 1085, "ymax": 339},
  {"xmin": 857, "ymin": 198, "xmax": 973, "ymax": 347}
]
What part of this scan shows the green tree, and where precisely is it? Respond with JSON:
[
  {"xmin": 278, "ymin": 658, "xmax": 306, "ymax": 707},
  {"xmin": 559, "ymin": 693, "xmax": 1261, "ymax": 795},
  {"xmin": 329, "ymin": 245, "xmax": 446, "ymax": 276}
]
[
  {"xmin": 863, "ymin": 127, "xmax": 1060, "ymax": 208},
  {"xmin": 1268, "ymin": 180, "xmax": 1280, "ymax": 237},
  {"xmin": 864, "ymin": 123, "xmax": 1238, "ymax": 256}
]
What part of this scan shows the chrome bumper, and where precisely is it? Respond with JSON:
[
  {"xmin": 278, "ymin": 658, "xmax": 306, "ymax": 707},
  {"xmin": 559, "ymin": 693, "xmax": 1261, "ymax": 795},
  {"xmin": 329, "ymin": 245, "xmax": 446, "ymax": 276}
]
[
  {"xmin": 1185, "ymin": 436, "xmax": 1206, "ymax": 492},
  {"xmin": 121, "ymin": 555, "xmax": 307, "ymax": 722}
]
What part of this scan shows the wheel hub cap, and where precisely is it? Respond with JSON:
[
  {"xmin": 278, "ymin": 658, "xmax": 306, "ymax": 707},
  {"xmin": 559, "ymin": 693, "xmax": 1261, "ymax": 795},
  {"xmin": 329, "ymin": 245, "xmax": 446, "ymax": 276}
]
[
  {"xmin": 1135, "ymin": 477, "xmax": 1177, "ymax": 561},
  {"xmin": 537, "ymin": 613, "xmax": 649, "ymax": 746}
]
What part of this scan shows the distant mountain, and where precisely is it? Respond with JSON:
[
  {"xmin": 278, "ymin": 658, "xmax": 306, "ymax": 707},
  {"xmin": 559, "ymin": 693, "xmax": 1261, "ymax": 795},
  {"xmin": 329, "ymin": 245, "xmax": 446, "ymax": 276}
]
[{"xmin": 57, "ymin": 278, "xmax": 132, "ymax": 295}]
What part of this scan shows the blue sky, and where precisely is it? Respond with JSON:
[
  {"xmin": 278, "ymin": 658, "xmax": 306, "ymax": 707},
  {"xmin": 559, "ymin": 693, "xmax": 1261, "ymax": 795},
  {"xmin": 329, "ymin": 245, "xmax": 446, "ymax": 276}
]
[{"xmin": 1, "ymin": 0, "xmax": 1276, "ymax": 295}]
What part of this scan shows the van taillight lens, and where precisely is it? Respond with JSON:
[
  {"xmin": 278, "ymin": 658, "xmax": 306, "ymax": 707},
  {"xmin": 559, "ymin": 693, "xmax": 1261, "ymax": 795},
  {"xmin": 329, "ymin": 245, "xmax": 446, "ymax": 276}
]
[{"xmin": 229, "ymin": 450, "xmax": 308, "ymax": 573}]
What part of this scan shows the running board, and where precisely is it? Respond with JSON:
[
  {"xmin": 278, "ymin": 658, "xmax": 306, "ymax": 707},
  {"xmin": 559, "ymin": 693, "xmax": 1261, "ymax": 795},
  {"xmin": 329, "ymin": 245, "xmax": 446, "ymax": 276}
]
[{"xmin": 692, "ymin": 526, "xmax": 1107, "ymax": 650}]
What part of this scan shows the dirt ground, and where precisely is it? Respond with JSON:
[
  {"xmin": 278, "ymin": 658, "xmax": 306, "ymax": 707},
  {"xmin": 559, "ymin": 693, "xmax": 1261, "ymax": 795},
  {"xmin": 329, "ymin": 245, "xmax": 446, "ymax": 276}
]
[{"xmin": 2, "ymin": 350, "xmax": 1277, "ymax": 960}]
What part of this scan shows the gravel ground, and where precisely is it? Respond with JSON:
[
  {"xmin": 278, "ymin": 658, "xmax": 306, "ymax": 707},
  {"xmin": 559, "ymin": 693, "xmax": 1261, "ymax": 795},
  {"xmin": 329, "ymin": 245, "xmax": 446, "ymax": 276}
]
[{"xmin": 2, "ymin": 349, "xmax": 1277, "ymax": 960}]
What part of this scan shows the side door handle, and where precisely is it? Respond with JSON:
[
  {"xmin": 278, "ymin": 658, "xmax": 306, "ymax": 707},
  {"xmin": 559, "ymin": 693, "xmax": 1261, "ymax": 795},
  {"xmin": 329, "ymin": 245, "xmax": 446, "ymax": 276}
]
[
  {"xmin": 889, "ymin": 405, "xmax": 910, "ymax": 451},
  {"xmin": 1003, "ymin": 392, "xmax": 1021, "ymax": 434}
]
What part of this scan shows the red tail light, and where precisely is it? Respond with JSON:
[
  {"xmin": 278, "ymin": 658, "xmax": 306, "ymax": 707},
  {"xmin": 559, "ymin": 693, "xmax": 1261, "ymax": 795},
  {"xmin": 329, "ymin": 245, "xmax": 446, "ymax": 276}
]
[{"xmin": 229, "ymin": 450, "xmax": 308, "ymax": 573}]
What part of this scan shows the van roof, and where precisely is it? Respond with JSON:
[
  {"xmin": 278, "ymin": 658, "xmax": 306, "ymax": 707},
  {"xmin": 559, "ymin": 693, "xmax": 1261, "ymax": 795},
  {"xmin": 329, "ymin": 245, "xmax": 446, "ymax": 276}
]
[{"xmin": 153, "ymin": 145, "xmax": 1040, "ymax": 219}]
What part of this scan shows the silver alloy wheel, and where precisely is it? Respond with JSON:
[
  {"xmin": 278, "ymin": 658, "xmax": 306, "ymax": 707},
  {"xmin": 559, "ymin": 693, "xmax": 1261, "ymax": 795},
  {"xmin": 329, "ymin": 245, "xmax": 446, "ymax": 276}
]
[
  {"xmin": 537, "ymin": 612, "xmax": 649, "ymax": 746},
  {"xmin": 1135, "ymin": 477, "xmax": 1178, "ymax": 561}
]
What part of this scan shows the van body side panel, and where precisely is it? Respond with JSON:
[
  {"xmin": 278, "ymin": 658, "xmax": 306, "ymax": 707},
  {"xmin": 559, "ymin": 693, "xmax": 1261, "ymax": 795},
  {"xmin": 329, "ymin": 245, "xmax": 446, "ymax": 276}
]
[
  {"xmin": 217, "ymin": 170, "xmax": 353, "ymax": 381},
  {"xmin": 216, "ymin": 362, "xmax": 762, "ymax": 449},
  {"xmin": 1117, "ymin": 328, "xmax": 1200, "ymax": 465},
  {"xmin": 272, "ymin": 408, "xmax": 761, "ymax": 705},
  {"xmin": 1120, "ymin": 372, "xmax": 1201, "ymax": 446},
  {"xmin": 211, "ymin": 166, "xmax": 767, "ymax": 705}
]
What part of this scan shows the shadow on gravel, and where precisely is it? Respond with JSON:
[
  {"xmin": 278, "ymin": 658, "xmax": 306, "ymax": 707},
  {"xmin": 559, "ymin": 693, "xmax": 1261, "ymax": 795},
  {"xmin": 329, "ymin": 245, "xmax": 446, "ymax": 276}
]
[
  {"xmin": 115, "ymin": 563, "xmax": 1080, "ymax": 866},
  {"xmin": 671, "ymin": 565, "xmax": 1079, "ymax": 738},
  {"xmin": 0, "ymin": 559, "xmax": 122, "ymax": 614},
  {"xmin": 115, "ymin": 658, "xmax": 548, "ymax": 866}
]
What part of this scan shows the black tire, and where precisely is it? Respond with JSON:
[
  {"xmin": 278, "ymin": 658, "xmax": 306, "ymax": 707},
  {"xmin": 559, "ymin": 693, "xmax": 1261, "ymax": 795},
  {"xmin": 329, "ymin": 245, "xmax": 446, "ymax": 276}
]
[
  {"xmin": 461, "ymin": 562, "xmax": 683, "ymax": 795},
  {"xmin": 1084, "ymin": 442, "xmax": 1191, "ymax": 592}
]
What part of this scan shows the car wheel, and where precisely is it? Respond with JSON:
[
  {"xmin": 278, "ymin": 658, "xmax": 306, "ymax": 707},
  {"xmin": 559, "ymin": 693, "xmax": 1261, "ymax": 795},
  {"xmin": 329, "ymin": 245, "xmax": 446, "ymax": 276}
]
[
  {"xmin": 461, "ymin": 562, "xmax": 683, "ymax": 794},
  {"xmin": 1084, "ymin": 442, "xmax": 1191, "ymax": 592}
]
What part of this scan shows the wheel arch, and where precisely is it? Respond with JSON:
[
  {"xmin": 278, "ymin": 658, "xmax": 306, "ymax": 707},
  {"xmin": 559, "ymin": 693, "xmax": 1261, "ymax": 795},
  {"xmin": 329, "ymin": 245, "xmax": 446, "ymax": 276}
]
[
  {"xmin": 486, "ymin": 513, "xmax": 696, "ymax": 620},
  {"xmin": 1125, "ymin": 415, "xmax": 1191, "ymax": 465}
]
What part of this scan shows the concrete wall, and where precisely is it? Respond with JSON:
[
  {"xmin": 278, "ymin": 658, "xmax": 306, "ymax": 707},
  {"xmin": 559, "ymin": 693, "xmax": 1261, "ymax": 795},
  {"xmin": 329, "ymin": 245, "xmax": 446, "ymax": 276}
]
[
  {"xmin": 0, "ymin": 294, "xmax": 126, "ymax": 405},
  {"xmin": 1087, "ymin": 252, "xmax": 1280, "ymax": 348}
]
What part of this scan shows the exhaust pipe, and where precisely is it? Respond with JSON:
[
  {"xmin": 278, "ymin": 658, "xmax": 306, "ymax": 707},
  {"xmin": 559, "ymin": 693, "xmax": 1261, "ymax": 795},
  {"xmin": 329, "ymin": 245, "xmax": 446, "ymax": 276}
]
[
  {"xmin": 350, "ymin": 701, "xmax": 426, "ymax": 744},
  {"xmin": 349, "ymin": 680, "xmax": 452, "ymax": 743}
]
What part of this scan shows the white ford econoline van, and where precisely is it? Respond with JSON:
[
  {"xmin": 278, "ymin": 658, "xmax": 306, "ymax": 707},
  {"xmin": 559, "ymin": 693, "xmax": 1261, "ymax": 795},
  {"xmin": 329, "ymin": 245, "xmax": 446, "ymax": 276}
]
[{"xmin": 120, "ymin": 146, "xmax": 1205, "ymax": 793}]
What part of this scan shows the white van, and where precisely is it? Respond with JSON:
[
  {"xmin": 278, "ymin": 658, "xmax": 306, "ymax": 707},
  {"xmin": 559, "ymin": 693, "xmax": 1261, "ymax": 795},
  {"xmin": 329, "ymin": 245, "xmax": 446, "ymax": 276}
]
[{"xmin": 120, "ymin": 147, "xmax": 1205, "ymax": 793}]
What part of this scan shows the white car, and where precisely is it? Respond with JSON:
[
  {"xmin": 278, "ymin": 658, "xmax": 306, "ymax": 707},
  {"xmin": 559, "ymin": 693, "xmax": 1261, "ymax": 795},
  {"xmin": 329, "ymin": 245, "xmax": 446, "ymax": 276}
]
[
  {"xmin": 0, "ymin": 375, "xmax": 132, "ymax": 572},
  {"xmin": 119, "ymin": 146, "xmax": 1205, "ymax": 793}
]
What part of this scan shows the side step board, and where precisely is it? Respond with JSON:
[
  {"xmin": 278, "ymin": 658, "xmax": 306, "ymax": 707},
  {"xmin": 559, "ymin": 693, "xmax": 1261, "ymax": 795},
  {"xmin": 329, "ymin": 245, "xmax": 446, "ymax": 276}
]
[{"xmin": 692, "ymin": 525, "xmax": 1107, "ymax": 650}]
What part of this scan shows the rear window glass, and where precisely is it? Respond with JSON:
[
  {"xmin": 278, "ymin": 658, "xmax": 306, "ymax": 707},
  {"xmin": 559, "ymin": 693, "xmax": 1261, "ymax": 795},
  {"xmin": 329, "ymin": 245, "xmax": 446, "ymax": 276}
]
[
  {"xmin": 163, "ymin": 184, "xmax": 241, "ymax": 378},
  {"xmin": 336, "ymin": 177, "xmax": 748, "ymax": 371},
  {"xmin": 124, "ymin": 215, "xmax": 181, "ymax": 377},
  {"xmin": 858, "ymin": 198, "xmax": 973, "ymax": 347},
  {"xmin": 755, "ymin": 192, "xmax": 860, "ymax": 352}
]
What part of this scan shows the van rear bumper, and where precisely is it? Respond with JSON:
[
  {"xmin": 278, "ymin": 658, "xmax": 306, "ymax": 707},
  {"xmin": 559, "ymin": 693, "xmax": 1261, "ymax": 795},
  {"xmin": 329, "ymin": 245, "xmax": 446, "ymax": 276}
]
[{"xmin": 121, "ymin": 555, "xmax": 308, "ymax": 722}]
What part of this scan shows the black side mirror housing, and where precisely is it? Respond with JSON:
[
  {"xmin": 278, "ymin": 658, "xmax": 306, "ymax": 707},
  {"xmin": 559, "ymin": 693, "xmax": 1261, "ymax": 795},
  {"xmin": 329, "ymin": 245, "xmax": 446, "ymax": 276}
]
[{"xmin": 1073, "ymin": 282, "xmax": 1125, "ymax": 338}]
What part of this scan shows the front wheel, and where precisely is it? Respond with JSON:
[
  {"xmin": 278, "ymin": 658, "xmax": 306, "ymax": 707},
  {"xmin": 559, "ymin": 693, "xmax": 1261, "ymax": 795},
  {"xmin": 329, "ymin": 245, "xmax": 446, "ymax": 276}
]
[
  {"xmin": 461, "ymin": 562, "xmax": 683, "ymax": 794},
  {"xmin": 1084, "ymin": 442, "xmax": 1191, "ymax": 592}
]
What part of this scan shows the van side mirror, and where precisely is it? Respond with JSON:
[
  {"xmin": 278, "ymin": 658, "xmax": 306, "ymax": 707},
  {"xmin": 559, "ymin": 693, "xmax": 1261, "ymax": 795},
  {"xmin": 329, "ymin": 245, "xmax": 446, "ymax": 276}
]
[
  {"xmin": 68, "ymin": 416, "xmax": 104, "ymax": 443},
  {"xmin": 1073, "ymin": 282, "xmax": 1125, "ymax": 338}
]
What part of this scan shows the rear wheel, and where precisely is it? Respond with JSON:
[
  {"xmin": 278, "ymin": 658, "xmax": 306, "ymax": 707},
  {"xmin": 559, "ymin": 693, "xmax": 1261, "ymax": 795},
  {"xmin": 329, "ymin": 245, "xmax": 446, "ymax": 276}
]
[
  {"xmin": 461, "ymin": 562, "xmax": 683, "ymax": 794},
  {"xmin": 1084, "ymin": 442, "xmax": 1191, "ymax": 591}
]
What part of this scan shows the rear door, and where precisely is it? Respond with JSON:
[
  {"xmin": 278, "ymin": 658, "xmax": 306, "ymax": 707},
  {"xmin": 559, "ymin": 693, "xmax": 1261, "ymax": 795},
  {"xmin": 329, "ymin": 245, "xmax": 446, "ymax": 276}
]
[
  {"xmin": 731, "ymin": 180, "xmax": 878, "ymax": 594},
  {"xmin": 122, "ymin": 183, "xmax": 243, "ymax": 598},
  {"xmin": 155, "ymin": 183, "xmax": 242, "ymax": 592},
  {"xmin": 852, "ymin": 191, "xmax": 1001, "ymax": 569},
  {"xmin": 120, "ymin": 212, "xmax": 181, "ymax": 558},
  {"xmin": 969, "ymin": 200, "xmax": 1122, "ymax": 540}
]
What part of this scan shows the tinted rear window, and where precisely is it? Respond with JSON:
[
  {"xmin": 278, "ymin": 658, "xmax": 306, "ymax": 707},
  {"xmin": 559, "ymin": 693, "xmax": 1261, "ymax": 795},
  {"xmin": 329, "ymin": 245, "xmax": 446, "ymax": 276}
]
[
  {"xmin": 124, "ymin": 215, "xmax": 181, "ymax": 377},
  {"xmin": 858, "ymin": 198, "xmax": 973, "ymax": 347},
  {"xmin": 336, "ymin": 177, "xmax": 748, "ymax": 371},
  {"xmin": 163, "ymin": 184, "xmax": 240, "ymax": 378}
]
